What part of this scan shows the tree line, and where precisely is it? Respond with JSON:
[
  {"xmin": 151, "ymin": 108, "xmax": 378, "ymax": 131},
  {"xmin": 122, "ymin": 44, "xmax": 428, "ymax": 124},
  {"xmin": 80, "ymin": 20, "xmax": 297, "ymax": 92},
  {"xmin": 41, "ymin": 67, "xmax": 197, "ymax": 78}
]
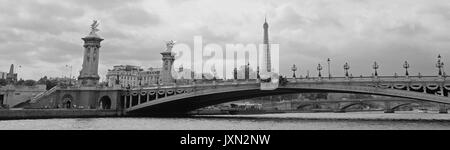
[{"xmin": 0, "ymin": 76, "xmax": 60, "ymax": 90}]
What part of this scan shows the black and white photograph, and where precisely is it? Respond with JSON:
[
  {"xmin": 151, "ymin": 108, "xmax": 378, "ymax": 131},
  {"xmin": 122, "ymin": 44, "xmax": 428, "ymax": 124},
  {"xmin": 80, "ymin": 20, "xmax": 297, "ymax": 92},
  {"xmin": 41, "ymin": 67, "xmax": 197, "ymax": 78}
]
[{"xmin": 1, "ymin": 0, "xmax": 450, "ymax": 148}]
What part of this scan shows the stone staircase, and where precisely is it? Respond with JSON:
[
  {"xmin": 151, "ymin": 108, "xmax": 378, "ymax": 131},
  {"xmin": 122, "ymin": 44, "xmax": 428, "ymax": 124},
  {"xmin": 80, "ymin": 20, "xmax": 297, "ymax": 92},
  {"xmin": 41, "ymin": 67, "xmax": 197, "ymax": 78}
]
[{"xmin": 30, "ymin": 86, "xmax": 59, "ymax": 103}]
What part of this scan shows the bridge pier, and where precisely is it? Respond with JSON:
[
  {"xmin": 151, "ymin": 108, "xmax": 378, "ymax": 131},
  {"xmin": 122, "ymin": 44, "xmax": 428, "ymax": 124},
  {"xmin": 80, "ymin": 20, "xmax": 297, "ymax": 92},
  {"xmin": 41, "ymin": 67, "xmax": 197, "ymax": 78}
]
[
  {"xmin": 123, "ymin": 96, "xmax": 127, "ymax": 109},
  {"xmin": 138, "ymin": 95, "xmax": 141, "ymax": 105},
  {"xmin": 384, "ymin": 109, "xmax": 395, "ymax": 113},
  {"xmin": 129, "ymin": 95, "xmax": 132, "ymax": 108},
  {"xmin": 334, "ymin": 103, "xmax": 345, "ymax": 113},
  {"xmin": 439, "ymin": 104, "xmax": 448, "ymax": 114},
  {"xmin": 384, "ymin": 102, "xmax": 395, "ymax": 113}
]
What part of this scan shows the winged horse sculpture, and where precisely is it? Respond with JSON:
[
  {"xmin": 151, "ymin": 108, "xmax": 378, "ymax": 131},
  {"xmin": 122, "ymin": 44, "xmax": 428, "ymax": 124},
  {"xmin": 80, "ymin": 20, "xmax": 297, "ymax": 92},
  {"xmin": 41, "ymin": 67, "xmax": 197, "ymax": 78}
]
[{"xmin": 89, "ymin": 20, "xmax": 100, "ymax": 35}]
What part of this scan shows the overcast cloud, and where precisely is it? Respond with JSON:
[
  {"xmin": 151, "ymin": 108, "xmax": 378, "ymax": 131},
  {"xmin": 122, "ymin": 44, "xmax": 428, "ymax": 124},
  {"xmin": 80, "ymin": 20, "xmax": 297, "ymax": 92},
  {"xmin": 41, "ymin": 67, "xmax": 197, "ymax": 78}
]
[{"xmin": 1, "ymin": 0, "xmax": 450, "ymax": 80}]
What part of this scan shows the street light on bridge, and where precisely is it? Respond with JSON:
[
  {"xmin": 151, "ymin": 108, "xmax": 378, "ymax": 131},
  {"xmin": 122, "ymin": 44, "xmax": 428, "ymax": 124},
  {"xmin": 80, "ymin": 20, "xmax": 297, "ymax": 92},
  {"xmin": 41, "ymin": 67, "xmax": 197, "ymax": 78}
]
[
  {"xmin": 343, "ymin": 62, "xmax": 350, "ymax": 77},
  {"xmin": 403, "ymin": 61, "xmax": 410, "ymax": 77},
  {"xmin": 306, "ymin": 70, "xmax": 310, "ymax": 79},
  {"xmin": 327, "ymin": 58, "xmax": 331, "ymax": 79},
  {"xmin": 372, "ymin": 61, "xmax": 379, "ymax": 77},
  {"xmin": 317, "ymin": 63, "xmax": 323, "ymax": 78},
  {"xmin": 65, "ymin": 65, "xmax": 72, "ymax": 85},
  {"xmin": 138, "ymin": 76, "xmax": 142, "ymax": 87},
  {"xmin": 436, "ymin": 54, "xmax": 444, "ymax": 77},
  {"xmin": 291, "ymin": 64, "xmax": 297, "ymax": 78}
]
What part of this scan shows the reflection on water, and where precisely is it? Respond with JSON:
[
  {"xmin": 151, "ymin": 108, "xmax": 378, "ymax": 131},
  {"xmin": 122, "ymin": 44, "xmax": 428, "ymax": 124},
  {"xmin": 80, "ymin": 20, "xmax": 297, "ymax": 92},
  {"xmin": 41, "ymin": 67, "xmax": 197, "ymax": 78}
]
[{"xmin": 1, "ymin": 112, "xmax": 450, "ymax": 130}]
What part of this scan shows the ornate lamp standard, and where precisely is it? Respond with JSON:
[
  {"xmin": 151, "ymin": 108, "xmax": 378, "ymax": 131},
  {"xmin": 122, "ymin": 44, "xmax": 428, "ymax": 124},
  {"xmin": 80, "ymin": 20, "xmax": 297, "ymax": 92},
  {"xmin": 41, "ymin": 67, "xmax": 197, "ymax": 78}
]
[
  {"xmin": 291, "ymin": 64, "xmax": 297, "ymax": 78},
  {"xmin": 403, "ymin": 61, "xmax": 410, "ymax": 77},
  {"xmin": 436, "ymin": 54, "xmax": 444, "ymax": 77},
  {"xmin": 306, "ymin": 70, "xmax": 310, "ymax": 79},
  {"xmin": 65, "ymin": 65, "xmax": 72, "ymax": 85},
  {"xmin": 212, "ymin": 65, "xmax": 217, "ymax": 81},
  {"xmin": 317, "ymin": 63, "xmax": 323, "ymax": 78},
  {"xmin": 327, "ymin": 58, "xmax": 331, "ymax": 79},
  {"xmin": 372, "ymin": 61, "xmax": 379, "ymax": 77},
  {"xmin": 343, "ymin": 62, "xmax": 350, "ymax": 77}
]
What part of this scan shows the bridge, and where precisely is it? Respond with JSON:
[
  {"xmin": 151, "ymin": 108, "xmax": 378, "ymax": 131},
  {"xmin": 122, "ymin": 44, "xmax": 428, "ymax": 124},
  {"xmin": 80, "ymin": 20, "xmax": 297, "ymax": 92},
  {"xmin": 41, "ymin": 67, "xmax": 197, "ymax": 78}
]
[
  {"xmin": 22, "ymin": 20, "xmax": 450, "ymax": 116},
  {"xmin": 121, "ymin": 75, "xmax": 450, "ymax": 116}
]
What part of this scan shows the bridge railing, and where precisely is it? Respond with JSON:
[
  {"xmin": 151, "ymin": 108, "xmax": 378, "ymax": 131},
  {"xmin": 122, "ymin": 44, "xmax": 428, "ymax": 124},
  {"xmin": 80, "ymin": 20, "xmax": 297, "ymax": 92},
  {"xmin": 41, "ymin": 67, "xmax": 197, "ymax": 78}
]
[
  {"xmin": 125, "ymin": 75, "xmax": 448, "ymax": 91},
  {"xmin": 286, "ymin": 75, "xmax": 448, "ymax": 83},
  {"xmin": 290, "ymin": 98, "xmax": 419, "ymax": 104}
]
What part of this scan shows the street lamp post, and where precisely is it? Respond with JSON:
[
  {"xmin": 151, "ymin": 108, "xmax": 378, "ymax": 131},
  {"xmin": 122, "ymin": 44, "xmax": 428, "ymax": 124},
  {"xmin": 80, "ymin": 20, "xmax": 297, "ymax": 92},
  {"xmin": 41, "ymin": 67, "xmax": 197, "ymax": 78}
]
[
  {"xmin": 291, "ymin": 64, "xmax": 297, "ymax": 78},
  {"xmin": 436, "ymin": 54, "xmax": 444, "ymax": 77},
  {"xmin": 327, "ymin": 58, "xmax": 331, "ymax": 79},
  {"xmin": 317, "ymin": 63, "xmax": 323, "ymax": 78},
  {"xmin": 403, "ymin": 61, "xmax": 410, "ymax": 77},
  {"xmin": 306, "ymin": 70, "xmax": 310, "ymax": 79},
  {"xmin": 343, "ymin": 62, "xmax": 350, "ymax": 78},
  {"xmin": 65, "ymin": 65, "xmax": 72, "ymax": 85},
  {"xmin": 212, "ymin": 65, "xmax": 217, "ymax": 81},
  {"xmin": 372, "ymin": 61, "xmax": 379, "ymax": 77},
  {"xmin": 138, "ymin": 76, "xmax": 142, "ymax": 87}
]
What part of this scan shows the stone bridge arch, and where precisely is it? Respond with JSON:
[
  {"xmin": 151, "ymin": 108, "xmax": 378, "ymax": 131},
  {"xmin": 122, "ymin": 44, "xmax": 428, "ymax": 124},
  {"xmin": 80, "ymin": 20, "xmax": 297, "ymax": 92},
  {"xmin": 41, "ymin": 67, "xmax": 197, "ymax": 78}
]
[
  {"xmin": 98, "ymin": 96, "xmax": 112, "ymax": 109},
  {"xmin": 125, "ymin": 83, "xmax": 450, "ymax": 115},
  {"xmin": 338, "ymin": 102, "xmax": 374, "ymax": 112},
  {"xmin": 296, "ymin": 103, "xmax": 322, "ymax": 110},
  {"xmin": 391, "ymin": 102, "xmax": 419, "ymax": 111}
]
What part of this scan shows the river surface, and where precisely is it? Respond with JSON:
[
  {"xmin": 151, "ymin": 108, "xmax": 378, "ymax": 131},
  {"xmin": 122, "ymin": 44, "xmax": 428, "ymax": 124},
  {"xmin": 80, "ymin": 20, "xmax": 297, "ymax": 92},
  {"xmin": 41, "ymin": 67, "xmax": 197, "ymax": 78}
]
[{"xmin": 1, "ymin": 111, "xmax": 450, "ymax": 130}]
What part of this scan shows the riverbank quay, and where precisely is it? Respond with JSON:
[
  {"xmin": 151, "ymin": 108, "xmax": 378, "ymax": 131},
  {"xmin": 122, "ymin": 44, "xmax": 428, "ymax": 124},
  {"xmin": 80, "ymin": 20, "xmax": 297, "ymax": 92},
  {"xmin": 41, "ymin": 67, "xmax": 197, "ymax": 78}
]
[
  {"xmin": 0, "ymin": 109, "xmax": 122, "ymax": 120},
  {"xmin": 197, "ymin": 111, "xmax": 450, "ymax": 122}
]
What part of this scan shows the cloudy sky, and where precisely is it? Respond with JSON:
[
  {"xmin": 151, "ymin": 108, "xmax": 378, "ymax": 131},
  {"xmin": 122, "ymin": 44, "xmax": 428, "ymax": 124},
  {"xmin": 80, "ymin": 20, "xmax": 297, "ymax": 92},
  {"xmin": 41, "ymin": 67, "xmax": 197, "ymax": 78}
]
[{"xmin": 1, "ymin": 0, "xmax": 450, "ymax": 80}]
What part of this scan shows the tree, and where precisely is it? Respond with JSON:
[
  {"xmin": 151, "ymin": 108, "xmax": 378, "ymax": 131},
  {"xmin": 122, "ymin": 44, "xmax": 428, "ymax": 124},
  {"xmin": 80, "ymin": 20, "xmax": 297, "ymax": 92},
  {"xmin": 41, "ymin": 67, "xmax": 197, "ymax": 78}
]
[
  {"xmin": 24, "ymin": 80, "xmax": 37, "ymax": 86},
  {"xmin": 36, "ymin": 76, "xmax": 58, "ymax": 90},
  {"xmin": 45, "ymin": 79, "xmax": 58, "ymax": 90},
  {"xmin": 16, "ymin": 78, "xmax": 25, "ymax": 85},
  {"xmin": 37, "ymin": 76, "xmax": 48, "ymax": 84}
]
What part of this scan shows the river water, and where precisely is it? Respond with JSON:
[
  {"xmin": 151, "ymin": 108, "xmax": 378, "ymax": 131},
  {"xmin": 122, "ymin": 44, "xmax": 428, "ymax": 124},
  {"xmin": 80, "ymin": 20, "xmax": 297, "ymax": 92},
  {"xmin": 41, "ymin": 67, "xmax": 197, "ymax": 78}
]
[{"xmin": 1, "ymin": 111, "xmax": 450, "ymax": 130}]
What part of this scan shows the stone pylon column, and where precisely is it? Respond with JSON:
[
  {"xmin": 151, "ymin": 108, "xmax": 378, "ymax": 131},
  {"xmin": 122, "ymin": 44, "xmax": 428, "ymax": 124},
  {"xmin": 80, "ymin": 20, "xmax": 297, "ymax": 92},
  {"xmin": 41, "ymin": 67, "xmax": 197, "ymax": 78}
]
[
  {"xmin": 78, "ymin": 20, "xmax": 103, "ymax": 86},
  {"xmin": 160, "ymin": 40, "xmax": 175, "ymax": 85}
]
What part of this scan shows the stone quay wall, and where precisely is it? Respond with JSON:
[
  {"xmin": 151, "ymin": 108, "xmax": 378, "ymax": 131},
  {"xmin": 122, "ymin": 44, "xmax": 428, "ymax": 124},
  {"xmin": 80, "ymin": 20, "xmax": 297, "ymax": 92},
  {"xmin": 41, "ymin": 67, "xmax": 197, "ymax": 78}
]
[{"xmin": 0, "ymin": 109, "xmax": 122, "ymax": 120}]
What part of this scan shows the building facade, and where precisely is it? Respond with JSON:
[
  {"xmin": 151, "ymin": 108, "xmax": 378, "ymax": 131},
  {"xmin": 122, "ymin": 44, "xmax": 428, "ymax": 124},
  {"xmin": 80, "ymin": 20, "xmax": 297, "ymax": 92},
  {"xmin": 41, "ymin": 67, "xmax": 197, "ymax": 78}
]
[
  {"xmin": 105, "ymin": 41, "xmax": 182, "ymax": 88},
  {"xmin": 106, "ymin": 65, "xmax": 161, "ymax": 88}
]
